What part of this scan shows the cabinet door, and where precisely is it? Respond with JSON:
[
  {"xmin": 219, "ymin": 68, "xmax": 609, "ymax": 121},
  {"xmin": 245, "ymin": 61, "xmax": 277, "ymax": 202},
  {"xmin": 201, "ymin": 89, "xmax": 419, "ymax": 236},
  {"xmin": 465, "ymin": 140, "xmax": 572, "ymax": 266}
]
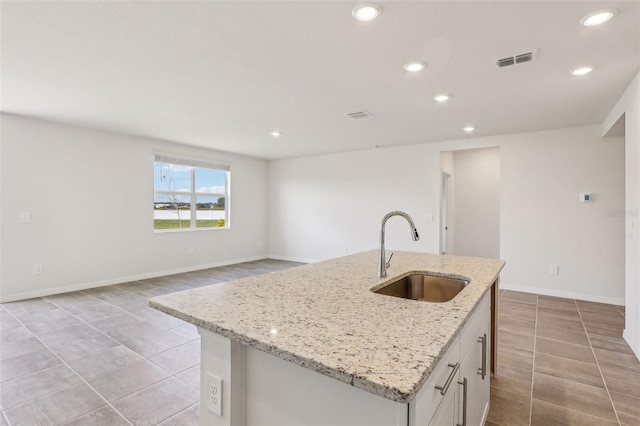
[
  {"xmin": 458, "ymin": 340, "xmax": 477, "ymax": 426},
  {"xmin": 474, "ymin": 311, "xmax": 491, "ymax": 426},
  {"xmin": 428, "ymin": 377, "xmax": 458, "ymax": 426}
]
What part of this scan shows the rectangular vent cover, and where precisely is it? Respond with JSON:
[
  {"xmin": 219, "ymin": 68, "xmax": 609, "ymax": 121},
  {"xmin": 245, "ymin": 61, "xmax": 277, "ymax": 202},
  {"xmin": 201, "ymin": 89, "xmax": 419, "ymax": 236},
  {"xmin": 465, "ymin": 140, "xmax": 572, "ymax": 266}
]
[
  {"xmin": 346, "ymin": 110, "xmax": 373, "ymax": 119},
  {"xmin": 496, "ymin": 49, "xmax": 537, "ymax": 68}
]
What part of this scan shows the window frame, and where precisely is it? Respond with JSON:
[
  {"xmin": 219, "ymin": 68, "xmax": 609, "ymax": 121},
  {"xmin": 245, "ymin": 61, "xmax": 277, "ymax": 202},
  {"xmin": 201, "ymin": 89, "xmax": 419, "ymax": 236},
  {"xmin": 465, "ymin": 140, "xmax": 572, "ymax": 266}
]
[{"xmin": 153, "ymin": 154, "xmax": 230, "ymax": 233}]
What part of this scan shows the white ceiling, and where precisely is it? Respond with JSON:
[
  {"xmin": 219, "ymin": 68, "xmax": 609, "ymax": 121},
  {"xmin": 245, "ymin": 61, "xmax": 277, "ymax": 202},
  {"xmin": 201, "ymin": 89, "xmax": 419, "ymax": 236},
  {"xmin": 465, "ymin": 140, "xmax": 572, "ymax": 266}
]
[{"xmin": 1, "ymin": 1, "xmax": 639, "ymax": 160}]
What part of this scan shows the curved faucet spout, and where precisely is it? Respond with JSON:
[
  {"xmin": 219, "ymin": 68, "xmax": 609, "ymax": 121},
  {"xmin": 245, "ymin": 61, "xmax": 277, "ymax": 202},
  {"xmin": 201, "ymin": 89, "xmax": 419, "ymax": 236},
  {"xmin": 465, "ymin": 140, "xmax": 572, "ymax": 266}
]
[{"xmin": 377, "ymin": 211, "xmax": 420, "ymax": 278}]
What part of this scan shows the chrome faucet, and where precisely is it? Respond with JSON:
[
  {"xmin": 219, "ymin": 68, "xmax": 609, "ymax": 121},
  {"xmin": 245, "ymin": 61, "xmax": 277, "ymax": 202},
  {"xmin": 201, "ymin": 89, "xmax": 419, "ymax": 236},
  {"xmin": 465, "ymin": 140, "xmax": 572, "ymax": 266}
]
[{"xmin": 377, "ymin": 211, "xmax": 420, "ymax": 278}]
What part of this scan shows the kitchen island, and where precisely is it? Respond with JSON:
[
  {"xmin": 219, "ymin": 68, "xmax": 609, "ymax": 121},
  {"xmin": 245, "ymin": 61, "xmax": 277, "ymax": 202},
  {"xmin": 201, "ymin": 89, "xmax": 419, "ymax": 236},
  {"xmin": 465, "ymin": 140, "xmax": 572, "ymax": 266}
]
[{"xmin": 150, "ymin": 251, "xmax": 505, "ymax": 426}]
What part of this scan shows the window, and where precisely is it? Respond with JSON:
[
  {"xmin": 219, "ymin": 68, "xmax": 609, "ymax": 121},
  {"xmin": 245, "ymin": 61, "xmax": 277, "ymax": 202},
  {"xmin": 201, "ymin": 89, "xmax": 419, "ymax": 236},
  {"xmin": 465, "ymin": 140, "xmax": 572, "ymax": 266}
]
[{"xmin": 153, "ymin": 155, "xmax": 230, "ymax": 231}]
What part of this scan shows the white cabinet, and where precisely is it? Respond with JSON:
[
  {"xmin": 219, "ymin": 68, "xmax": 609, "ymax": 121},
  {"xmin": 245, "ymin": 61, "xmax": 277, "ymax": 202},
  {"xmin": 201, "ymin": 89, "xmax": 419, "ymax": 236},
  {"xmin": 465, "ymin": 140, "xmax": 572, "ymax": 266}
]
[
  {"xmin": 458, "ymin": 307, "xmax": 490, "ymax": 426},
  {"xmin": 410, "ymin": 290, "xmax": 492, "ymax": 426}
]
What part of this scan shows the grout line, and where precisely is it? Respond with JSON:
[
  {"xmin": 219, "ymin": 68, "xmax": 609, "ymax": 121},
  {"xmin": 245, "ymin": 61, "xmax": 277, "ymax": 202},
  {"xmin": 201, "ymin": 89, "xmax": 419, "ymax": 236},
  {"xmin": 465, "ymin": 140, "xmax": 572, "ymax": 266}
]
[
  {"xmin": 157, "ymin": 401, "xmax": 200, "ymax": 424},
  {"xmin": 576, "ymin": 300, "xmax": 623, "ymax": 426},
  {"xmin": 0, "ymin": 262, "xmax": 293, "ymax": 425},
  {"xmin": 0, "ymin": 308, "xmax": 134, "ymax": 426},
  {"xmin": 0, "ymin": 411, "xmax": 10, "ymax": 426},
  {"xmin": 528, "ymin": 294, "xmax": 539, "ymax": 426}
]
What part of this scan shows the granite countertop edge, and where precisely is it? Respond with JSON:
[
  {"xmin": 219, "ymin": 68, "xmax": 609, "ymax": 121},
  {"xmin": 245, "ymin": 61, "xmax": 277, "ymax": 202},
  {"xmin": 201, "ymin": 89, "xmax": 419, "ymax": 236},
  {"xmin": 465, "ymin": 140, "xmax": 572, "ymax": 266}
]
[{"xmin": 150, "ymin": 251, "xmax": 505, "ymax": 403}]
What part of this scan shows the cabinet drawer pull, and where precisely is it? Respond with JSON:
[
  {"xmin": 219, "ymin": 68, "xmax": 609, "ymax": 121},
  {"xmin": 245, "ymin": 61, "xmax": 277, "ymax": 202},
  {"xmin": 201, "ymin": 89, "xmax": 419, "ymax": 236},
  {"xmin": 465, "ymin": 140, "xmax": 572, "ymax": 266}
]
[
  {"xmin": 456, "ymin": 377, "xmax": 468, "ymax": 426},
  {"xmin": 435, "ymin": 362, "xmax": 460, "ymax": 396},
  {"xmin": 477, "ymin": 333, "xmax": 487, "ymax": 380}
]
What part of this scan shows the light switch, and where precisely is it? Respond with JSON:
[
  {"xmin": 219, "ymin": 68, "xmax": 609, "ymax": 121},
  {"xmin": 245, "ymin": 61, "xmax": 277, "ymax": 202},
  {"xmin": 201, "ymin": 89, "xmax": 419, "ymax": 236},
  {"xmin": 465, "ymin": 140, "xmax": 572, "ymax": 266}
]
[{"xmin": 579, "ymin": 193, "xmax": 592, "ymax": 203}]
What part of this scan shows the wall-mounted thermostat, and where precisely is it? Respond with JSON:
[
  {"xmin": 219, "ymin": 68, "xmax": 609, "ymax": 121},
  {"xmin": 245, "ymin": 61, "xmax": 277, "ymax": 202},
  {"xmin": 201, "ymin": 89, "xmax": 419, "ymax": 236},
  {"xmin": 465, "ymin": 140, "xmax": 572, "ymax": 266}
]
[{"xmin": 579, "ymin": 193, "xmax": 593, "ymax": 203}]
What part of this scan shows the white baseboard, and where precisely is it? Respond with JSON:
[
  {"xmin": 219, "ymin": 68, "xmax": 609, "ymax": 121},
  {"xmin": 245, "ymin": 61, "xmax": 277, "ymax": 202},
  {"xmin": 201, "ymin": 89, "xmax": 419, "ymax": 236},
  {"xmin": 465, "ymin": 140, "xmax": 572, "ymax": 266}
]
[
  {"xmin": 0, "ymin": 256, "xmax": 267, "ymax": 303},
  {"xmin": 499, "ymin": 282, "xmax": 624, "ymax": 306},
  {"xmin": 267, "ymin": 254, "xmax": 319, "ymax": 264},
  {"xmin": 623, "ymin": 329, "xmax": 640, "ymax": 362}
]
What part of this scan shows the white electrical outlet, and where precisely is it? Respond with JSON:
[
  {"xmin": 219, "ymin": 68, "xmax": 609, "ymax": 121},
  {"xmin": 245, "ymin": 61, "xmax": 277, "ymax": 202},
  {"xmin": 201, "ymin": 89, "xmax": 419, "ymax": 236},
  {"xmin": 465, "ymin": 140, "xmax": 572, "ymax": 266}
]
[
  {"xmin": 188, "ymin": 248, "xmax": 194, "ymax": 256},
  {"xmin": 21, "ymin": 213, "xmax": 31, "ymax": 224},
  {"xmin": 549, "ymin": 265, "xmax": 559, "ymax": 275},
  {"xmin": 206, "ymin": 372, "xmax": 222, "ymax": 416}
]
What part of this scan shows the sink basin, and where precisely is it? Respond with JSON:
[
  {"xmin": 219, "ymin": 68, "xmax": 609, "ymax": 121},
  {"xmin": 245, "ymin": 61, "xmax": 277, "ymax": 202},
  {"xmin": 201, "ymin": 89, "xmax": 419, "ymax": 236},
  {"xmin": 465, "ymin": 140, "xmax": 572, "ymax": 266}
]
[{"xmin": 374, "ymin": 273, "xmax": 470, "ymax": 303}]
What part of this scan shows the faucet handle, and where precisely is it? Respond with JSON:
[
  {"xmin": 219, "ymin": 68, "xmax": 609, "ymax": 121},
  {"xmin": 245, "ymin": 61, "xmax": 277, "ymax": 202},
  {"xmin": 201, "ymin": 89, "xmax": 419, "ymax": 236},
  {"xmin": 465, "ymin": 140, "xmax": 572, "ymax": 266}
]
[{"xmin": 385, "ymin": 252, "xmax": 394, "ymax": 269}]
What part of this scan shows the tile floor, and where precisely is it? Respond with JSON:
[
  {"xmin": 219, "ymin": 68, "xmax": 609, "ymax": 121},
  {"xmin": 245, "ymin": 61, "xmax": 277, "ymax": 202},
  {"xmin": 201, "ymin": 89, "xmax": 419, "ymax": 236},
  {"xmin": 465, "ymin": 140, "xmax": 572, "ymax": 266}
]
[
  {"xmin": 2, "ymin": 265, "xmax": 639, "ymax": 426},
  {"xmin": 487, "ymin": 290, "xmax": 640, "ymax": 426},
  {"xmin": 0, "ymin": 259, "xmax": 302, "ymax": 426}
]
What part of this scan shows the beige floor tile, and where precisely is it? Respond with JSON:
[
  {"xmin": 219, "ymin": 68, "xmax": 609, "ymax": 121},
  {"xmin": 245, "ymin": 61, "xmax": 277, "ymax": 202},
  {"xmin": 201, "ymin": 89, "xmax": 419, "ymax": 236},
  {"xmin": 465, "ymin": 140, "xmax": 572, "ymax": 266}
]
[
  {"xmin": 536, "ymin": 304, "xmax": 580, "ymax": 320},
  {"xmin": 498, "ymin": 345, "xmax": 534, "ymax": 371},
  {"xmin": 88, "ymin": 359, "xmax": 170, "ymax": 402},
  {"xmin": 595, "ymin": 348, "xmax": 640, "ymax": 374},
  {"xmin": 502, "ymin": 291, "xmax": 538, "ymax": 305},
  {"xmin": 5, "ymin": 382, "xmax": 104, "ymax": 426},
  {"xmin": 536, "ymin": 313, "xmax": 584, "ymax": 332},
  {"xmin": 537, "ymin": 295, "xmax": 576, "ymax": 309},
  {"xmin": 588, "ymin": 333, "xmax": 635, "ymax": 355},
  {"xmin": 600, "ymin": 365, "xmax": 640, "ymax": 398},
  {"xmin": 499, "ymin": 317, "xmax": 536, "ymax": 336},
  {"xmin": 532, "ymin": 372, "xmax": 617, "ymax": 422},
  {"xmin": 580, "ymin": 311, "xmax": 625, "ymax": 328},
  {"xmin": 530, "ymin": 398, "xmax": 619, "ymax": 426},
  {"xmin": 610, "ymin": 391, "xmax": 640, "ymax": 426},
  {"xmin": 499, "ymin": 330, "xmax": 535, "ymax": 352},
  {"xmin": 534, "ymin": 352, "xmax": 604, "ymax": 389},
  {"xmin": 62, "ymin": 406, "xmax": 130, "ymax": 426},
  {"xmin": 490, "ymin": 364, "xmax": 532, "ymax": 397},
  {"xmin": 536, "ymin": 323, "xmax": 590, "ymax": 346},
  {"xmin": 576, "ymin": 300, "xmax": 622, "ymax": 315},
  {"xmin": 535, "ymin": 336, "xmax": 596, "ymax": 363},
  {"xmin": 583, "ymin": 321, "xmax": 624, "ymax": 337},
  {"xmin": 158, "ymin": 403, "xmax": 200, "ymax": 426},
  {"xmin": 487, "ymin": 386, "xmax": 530, "ymax": 426},
  {"xmin": 113, "ymin": 377, "xmax": 199, "ymax": 425}
]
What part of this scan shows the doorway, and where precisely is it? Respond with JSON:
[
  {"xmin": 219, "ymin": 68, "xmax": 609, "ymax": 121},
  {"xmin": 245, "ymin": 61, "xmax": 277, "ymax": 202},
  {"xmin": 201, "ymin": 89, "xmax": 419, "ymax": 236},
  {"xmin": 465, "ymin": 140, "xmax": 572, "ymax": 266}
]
[{"xmin": 440, "ymin": 172, "xmax": 453, "ymax": 254}]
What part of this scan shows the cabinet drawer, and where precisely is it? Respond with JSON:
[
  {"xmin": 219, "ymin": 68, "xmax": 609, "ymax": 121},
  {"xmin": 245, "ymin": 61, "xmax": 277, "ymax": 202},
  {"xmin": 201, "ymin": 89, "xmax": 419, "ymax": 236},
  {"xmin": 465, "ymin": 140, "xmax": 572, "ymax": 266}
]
[
  {"xmin": 410, "ymin": 337, "xmax": 460, "ymax": 425},
  {"xmin": 460, "ymin": 291, "xmax": 491, "ymax": 358}
]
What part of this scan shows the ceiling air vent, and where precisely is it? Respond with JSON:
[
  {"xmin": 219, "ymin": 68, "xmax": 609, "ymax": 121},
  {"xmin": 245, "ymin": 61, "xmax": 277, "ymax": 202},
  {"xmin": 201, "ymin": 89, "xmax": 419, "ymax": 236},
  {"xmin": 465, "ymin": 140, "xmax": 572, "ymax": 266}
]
[
  {"xmin": 495, "ymin": 49, "xmax": 537, "ymax": 68},
  {"xmin": 346, "ymin": 110, "xmax": 373, "ymax": 119}
]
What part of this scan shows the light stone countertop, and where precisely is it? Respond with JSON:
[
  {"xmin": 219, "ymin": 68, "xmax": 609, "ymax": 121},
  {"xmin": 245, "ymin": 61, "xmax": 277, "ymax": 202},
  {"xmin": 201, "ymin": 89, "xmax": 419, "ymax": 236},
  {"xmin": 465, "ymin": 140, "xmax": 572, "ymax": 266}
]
[{"xmin": 150, "ymin": 250, "xmax": 505, "ymax": 403}]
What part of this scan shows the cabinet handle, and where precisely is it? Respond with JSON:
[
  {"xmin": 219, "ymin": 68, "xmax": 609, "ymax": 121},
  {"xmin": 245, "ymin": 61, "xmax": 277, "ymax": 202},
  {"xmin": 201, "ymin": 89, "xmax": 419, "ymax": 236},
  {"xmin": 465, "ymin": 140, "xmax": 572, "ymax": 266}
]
[
  {"xmin": 456, "ymin": 377, "xmax": 468, "ymax": 426},
  {"xmin": 477, "ymin": 333, "xmax": 487, "ymax": 380},
  {"xmin": 435, "ymin": 362, "xmax": 460, "ymax": 396}
]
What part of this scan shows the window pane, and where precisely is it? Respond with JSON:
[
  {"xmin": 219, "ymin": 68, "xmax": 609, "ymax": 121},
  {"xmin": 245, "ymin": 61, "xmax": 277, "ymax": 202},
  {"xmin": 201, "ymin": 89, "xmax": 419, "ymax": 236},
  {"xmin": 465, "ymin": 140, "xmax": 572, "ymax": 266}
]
[
  {"xmin": 154, "ymin": 194, "xmax": 192, "ymax": 229},
  {"xmin": 195, "ymin": 168, "xmax": 226, "ymax": 194},
  {"xmin": 154, "ymin": 162, "xmax": 191, "ymax": 192},
  {"xmin": 196, "ymin": 196, "xmax": 225, "ymax": 228}
]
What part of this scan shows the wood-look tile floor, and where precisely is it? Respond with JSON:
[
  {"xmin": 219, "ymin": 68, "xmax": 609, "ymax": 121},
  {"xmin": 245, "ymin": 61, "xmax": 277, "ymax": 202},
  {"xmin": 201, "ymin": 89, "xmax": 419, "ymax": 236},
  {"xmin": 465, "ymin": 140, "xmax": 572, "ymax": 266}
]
[
  {"xmin": 0, "ymin": 259, "xmax": 302, "ymax": 426},
  {"xmin": 2, "ymin": 268, "xmax": 639, "ymax": 426},
  {"xmin": 488, "ymin": 290, "xmax": 640, "ymax": 426}
]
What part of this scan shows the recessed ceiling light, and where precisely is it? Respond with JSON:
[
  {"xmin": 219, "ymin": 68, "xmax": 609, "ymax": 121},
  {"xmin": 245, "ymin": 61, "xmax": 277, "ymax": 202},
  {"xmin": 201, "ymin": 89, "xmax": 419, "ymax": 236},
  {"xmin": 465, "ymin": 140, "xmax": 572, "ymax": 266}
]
[
  {"xmin": 463, "ymin": 126, "xmax": 475, "ymax": 133},
  {"xmin": 270, "ymin": 130, "xmax": 281, "ymax": 137},
  {"xmin": 404, "ymin": 62, "xmax": 426, "ymax": 73},
  {"xmin": 352, "ymin": 4, "xmax": 381, "ymax": 22},
  {"xmin": 572, "ymin": 66, "xmax": 595, "ymax": 76},
  {"xmin": 433, "ymin": 94, "xmax": 450, "ymax": 102},
  {"xmin": 580, "ymin": 8, "xmax": 617, "ymax": 26}
]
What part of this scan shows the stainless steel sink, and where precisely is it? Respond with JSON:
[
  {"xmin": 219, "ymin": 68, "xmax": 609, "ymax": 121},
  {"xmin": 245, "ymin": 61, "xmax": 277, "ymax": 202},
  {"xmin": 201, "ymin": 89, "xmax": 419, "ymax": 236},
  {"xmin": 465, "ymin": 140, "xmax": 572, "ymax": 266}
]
[{"xmin": 374, "ymin": 273, "xmax": 470, "ymax": 303}]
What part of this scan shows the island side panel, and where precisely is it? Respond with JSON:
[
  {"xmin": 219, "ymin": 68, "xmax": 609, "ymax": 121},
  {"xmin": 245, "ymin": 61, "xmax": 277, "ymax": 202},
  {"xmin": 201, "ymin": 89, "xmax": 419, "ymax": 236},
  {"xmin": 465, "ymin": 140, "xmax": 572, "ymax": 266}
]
[
  {"xmin": 198, "ymin": 329, "xmax": 409, "ymax": 426},
  {"xmin": 244, "ymin": 343, "xmax": 409, "ymax": 426},
  {"xmin": 199, "ymin": 328, "xmax": 246, "ymax": 426}
]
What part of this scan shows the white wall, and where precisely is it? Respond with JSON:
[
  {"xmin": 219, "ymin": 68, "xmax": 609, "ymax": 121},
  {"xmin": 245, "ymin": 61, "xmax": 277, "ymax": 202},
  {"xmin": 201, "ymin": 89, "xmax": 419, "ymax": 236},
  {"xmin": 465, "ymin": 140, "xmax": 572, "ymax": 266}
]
[
  {"xmin": 268, "ymin": 125, "xmax": 625, "ymax": 305},
  {"xmin": 604, "ymin": 71, "xmax": 640, "ymax": 360},
  {"xmin": 451, "ymin": 148, "xmax": 500, "ymax": 258},
  {"xmin": 0, "ymin": 114, "xmax": 269, "ymax": 302}
]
